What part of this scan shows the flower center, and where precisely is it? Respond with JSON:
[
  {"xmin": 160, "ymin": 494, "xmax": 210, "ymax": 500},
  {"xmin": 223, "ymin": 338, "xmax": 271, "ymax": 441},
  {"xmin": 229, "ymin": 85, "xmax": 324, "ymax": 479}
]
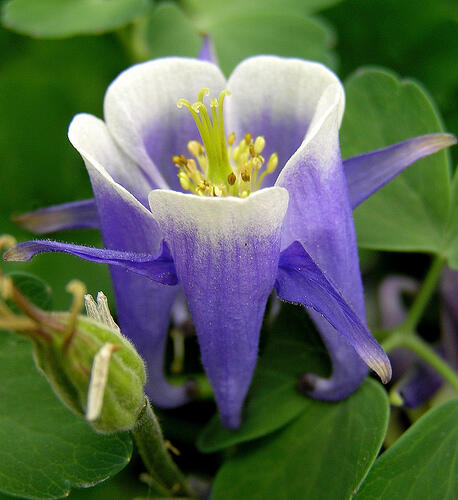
[{"xmin": 174, "ymin": 89, "xmax": 278, "ymax": 197}]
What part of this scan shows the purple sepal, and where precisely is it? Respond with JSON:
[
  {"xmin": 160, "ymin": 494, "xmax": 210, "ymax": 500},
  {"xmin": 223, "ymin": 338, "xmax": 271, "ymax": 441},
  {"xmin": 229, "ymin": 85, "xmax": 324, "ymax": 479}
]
[
  {"xmin": 198, "ymin": 35, "xmax": 218, "ymax": 65},
  {"xmin": 276, "ymin": 241, "xmax": 392, "ymax": 386},
  {"xmin": 399, "ymin": 360, "xmax": 444, "ymax": 408},
  {"xmin": 344, "ymin": 133, "xmax": 457, "ymax": 209},
  {"xmin": 13, "ymin": 199, "xmax": 99, "ymax": 233},
  {"xmin": 4, "ymin": 239, "xmax": 178, "ymax": 285}
]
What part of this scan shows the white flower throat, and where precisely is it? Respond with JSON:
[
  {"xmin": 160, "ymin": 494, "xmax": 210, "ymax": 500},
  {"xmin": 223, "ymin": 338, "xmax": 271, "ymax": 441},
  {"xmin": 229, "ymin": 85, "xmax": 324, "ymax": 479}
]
[{"xmin": 174, "ymin": 88, "xmax": 278, "ymax": 197}]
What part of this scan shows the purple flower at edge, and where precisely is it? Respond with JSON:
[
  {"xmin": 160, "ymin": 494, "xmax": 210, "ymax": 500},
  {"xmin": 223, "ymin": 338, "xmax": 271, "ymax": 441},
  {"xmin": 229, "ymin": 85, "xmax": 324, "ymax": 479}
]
[
  {"xmin": 6, "ymin": 55, "xmax": 456, "ymax": 428},
  {"xmin": 378, "ymin": 270, "xmax": 458, "ymax": 407}
]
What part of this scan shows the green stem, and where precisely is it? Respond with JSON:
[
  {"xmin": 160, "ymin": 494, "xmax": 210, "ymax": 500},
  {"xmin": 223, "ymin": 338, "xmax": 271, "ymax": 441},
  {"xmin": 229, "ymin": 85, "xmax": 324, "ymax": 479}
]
[
  {"xmin": 132, "ymin": 399, "xmax": 195, "ymax": 498},
  {"xmin": 382, "ymin": 333, "xmax": 458, "ymax": 393},
  {"xmin": 400, "ymin": 255, "xmax": 445, "ymax": 333}
]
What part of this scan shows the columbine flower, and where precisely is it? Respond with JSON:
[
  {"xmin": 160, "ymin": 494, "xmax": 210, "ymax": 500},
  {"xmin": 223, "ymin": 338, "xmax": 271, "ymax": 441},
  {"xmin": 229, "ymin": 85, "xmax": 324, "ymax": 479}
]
[{"xmin": 6, "ymin": 56, "xmax": 456, "ymax": 428}]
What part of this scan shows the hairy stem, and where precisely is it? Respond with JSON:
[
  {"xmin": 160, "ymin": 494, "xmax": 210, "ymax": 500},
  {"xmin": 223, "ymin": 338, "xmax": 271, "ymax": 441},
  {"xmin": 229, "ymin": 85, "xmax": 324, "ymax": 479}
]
[{"xmin": 132, "ymin": 398, "xmax": 195, "ymax": 498}]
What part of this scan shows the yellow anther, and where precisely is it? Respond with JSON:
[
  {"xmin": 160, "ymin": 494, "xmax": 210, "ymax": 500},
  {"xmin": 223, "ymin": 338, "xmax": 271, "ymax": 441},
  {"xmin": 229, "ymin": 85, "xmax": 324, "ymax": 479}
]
[
  {"xmin": 187, "ymin": 140, "xmax": 203, "ymax": 157},
  {"xmin": 210, "ymin": 97, "xmax": 218, "ymax": 108},
  {"xmin": 186, "ymin": 158, "xmax": 198, "ymax": 173},
  {"xmin": 252, "ymin": 156, "xmax": 263, "ymax": 170},
  {"xmin": 227, "ymin": 172, "xmax": 236, "ymax": 185},
  {"xmin": 179, "ymin": 173, "xmax": 191, "ymax": 191},
  {"xmin": 244, "ymin": 133, "xmax": 252, "ymax": 145},
  {"xmin": 254, "ymin": 136, "xmax": 266, "ymax": 154},
  {"xmin": 241, "ymin": 170, "xmax": 251, "ymax": 182},
  {"xmin": 227, "ymin": 132, "xmax": 236, "ymax": 146},
  {"xmin": 173, "ymin": 154, "xmax": 188, "ymax": 167},
  {"xmin": 266, "ymin": 153, "xmax": 279, "ymax": 173}
]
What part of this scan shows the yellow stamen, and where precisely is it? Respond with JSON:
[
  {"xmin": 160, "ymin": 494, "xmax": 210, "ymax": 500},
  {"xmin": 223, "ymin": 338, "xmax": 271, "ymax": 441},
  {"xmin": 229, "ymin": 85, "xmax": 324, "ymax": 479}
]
[{"xmin": 173, "ymin": 89, "xmax": 278, "ymax": 197}]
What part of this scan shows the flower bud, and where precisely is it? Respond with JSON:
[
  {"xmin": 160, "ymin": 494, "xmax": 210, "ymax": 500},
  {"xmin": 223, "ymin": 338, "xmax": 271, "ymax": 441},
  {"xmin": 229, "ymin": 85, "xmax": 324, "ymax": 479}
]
[
  {"xmin": 0, "ymin": 269, "xmax": 146, "ymax": 434},
  {"xmin": 33, "ymin": 309, "xmax": 146, "ymax": 434}
]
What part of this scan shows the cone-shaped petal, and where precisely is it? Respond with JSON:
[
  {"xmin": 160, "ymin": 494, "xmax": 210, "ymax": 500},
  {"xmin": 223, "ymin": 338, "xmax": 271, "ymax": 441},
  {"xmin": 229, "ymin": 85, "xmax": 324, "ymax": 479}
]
[
  {"xmin": 225, "ymin": 56, "xmax": 343, "ymax": 187},
  {"xmin": 104, "ymin": 58, "xmax": 226, "ymax": 191},
  {"xmin": 148, "ymin": 187, "xmax": 289, "ymax": 428}
]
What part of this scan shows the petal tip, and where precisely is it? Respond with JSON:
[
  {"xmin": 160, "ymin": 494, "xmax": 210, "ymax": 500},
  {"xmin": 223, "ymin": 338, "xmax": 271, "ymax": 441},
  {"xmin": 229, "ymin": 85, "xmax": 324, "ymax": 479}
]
[
  {"xmin": 428, "ymin": 132, "xmax": 457, "ymax": 150},
  {"xmin": 371, "ymin": 356, "xmax": 392, "ymax": 385},
  {"xmin": 221, "ymin": 412, "xmax": 242, "ymax": 430},
  {"xmin": 3, "ymin": 245, "xmax": 28, "ymax": 262}
]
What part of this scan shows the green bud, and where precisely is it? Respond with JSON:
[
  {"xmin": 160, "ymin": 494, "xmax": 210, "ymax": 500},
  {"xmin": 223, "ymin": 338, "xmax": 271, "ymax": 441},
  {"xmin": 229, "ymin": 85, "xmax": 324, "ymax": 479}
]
[
  {"xmin": 33, "ymin": 313, "xmax": 146, "ymax": 434},
  {"xmin": 0, "ymin": 270, "xmax": 146, "ymax": 434}
]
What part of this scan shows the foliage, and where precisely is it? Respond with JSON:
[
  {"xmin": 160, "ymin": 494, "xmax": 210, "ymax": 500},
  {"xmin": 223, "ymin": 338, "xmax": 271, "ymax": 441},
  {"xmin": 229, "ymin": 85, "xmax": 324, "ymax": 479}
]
[{"xmin": 0, "ymin": 0, "xmax": 456, "ymax": 499}]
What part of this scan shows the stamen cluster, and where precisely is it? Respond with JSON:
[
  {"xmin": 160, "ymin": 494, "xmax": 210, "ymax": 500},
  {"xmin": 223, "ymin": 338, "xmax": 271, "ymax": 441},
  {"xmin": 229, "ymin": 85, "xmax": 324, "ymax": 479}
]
[{"xmin": 174, "ymin": 89, "xmax": 278, "ymax": 197}]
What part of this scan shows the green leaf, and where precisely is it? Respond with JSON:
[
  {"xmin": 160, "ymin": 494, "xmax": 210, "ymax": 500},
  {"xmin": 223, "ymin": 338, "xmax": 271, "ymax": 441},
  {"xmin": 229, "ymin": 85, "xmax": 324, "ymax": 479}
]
[
  {"xmin": 355, "ymin": 398, "xmax": 458, "ymax": 499},
  {"xmin": 179, "ymin": 0, "xmax": 338, "ymax": 75},
  {"xmin": 142, "ymin": 3, "xmax": 202, "ymax": 60},
  {"xmin": 0, "ymin": 331, "xmax": 132, "ymax": 499},
  {"xmin": 197, "ymin": 305, "xmax": 330, "ymax": 452},
  {"xmin": 211, "ymin": 379, "xmax": 389, "ymax": 500},
  {"xmin": 182, "ymin": 0, "xmax": 343, "ymax": 26},
  {"xmin": 341, "ymin": 68, "xmax": 452, "ymax": 253},
  {"xmin": 141, "ymin": 3, "xmax": 337, "ymax": 75},
  {"xmin": 0, "ymin": 463, "xmax": 151, "ymax": 500},
  {"xmin": 6, "ymin": 271, "xmax": 52, "ymax": 311},
  {"xmin": 2, "ymin": 0, "xmax": 151, "ymax": 38},
  {"xmin": 208, "ymin": 13, "xmax": 337, "ymax": 75}
]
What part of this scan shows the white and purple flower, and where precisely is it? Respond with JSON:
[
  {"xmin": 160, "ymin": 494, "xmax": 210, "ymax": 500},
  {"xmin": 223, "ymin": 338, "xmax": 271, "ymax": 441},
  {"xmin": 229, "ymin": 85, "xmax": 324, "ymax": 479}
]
[{"xmin": 7, "ymin": 55, "xmax": 455, "ymax": 428}]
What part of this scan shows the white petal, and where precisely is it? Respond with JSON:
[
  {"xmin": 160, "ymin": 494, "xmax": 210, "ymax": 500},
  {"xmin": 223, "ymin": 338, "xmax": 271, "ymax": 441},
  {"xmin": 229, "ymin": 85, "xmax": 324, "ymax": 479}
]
[
  {"xmin": 148, "ymin": 187, "xmax": 289, "ymax": 248},
  {"xmin": 104, "ymin": 58, "xmax": 227, "ymax": 190},
  {"xmin": 68, "ymin": 113, "xmax": 152, "ymax": 206},
  {"xmin": 68, "ymin": 113, "xmax": 161, "ymax": 253},
  {"xmin": 225, "ymin": 56, "xmax": 344, "ymax": 184}
]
